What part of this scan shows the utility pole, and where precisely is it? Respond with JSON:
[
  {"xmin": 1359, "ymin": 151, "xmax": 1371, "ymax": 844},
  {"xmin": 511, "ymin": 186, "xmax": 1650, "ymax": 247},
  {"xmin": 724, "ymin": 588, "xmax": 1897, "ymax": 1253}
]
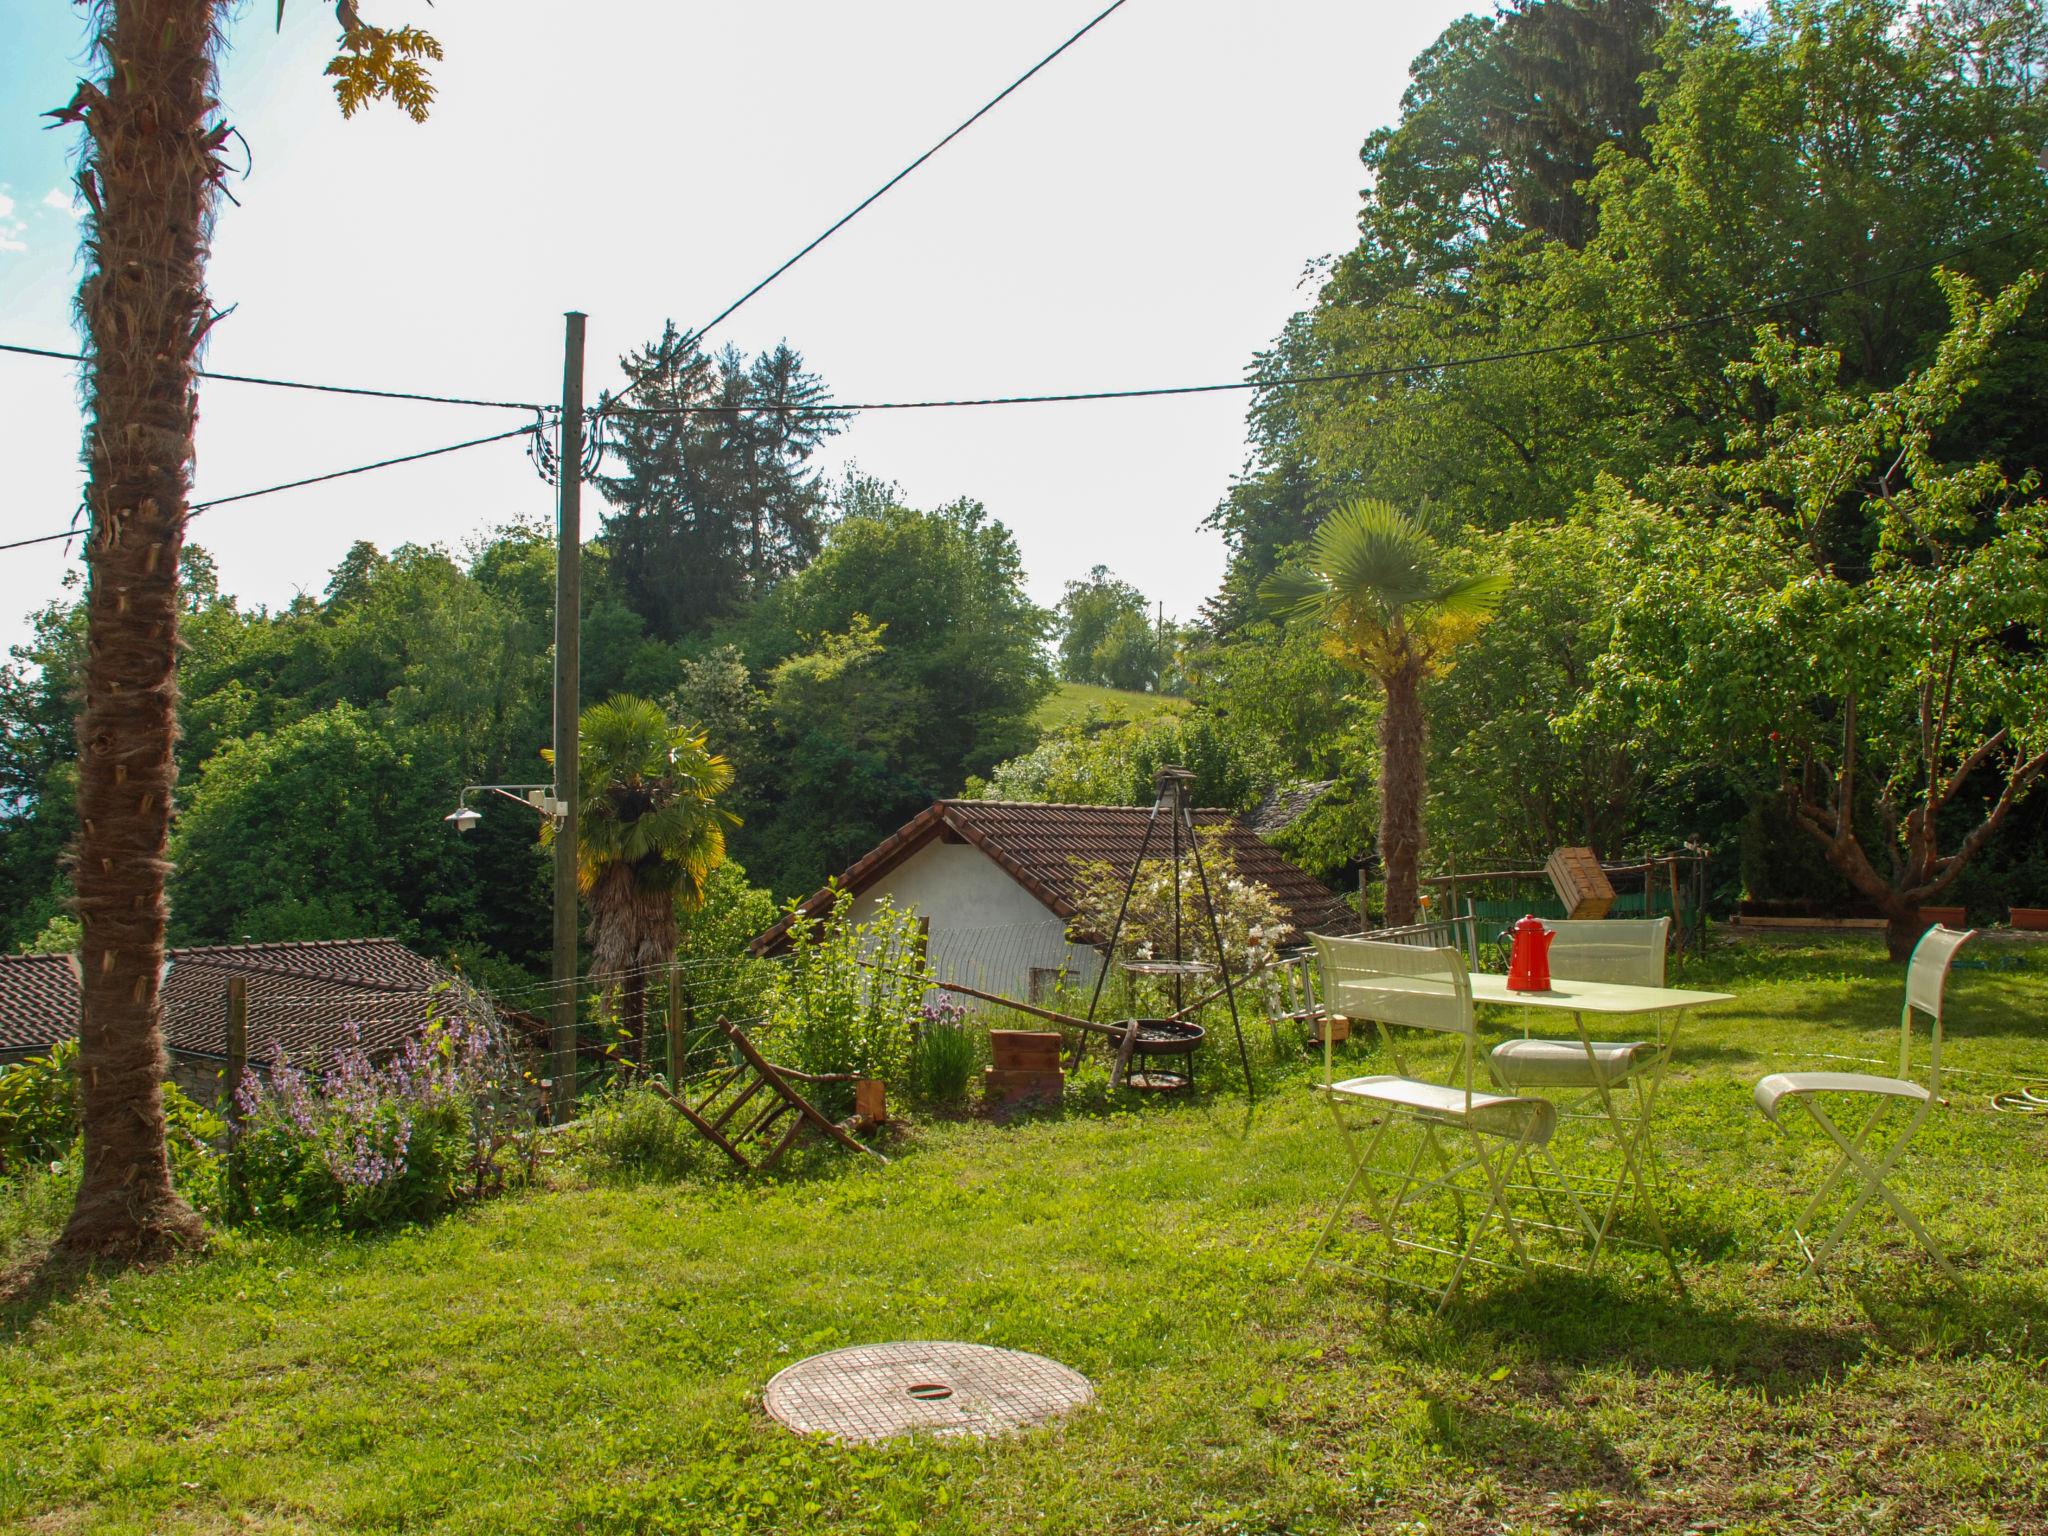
[{"xmin": 551, "ymin": 312, "xmax": 586, "ymax": 1122}]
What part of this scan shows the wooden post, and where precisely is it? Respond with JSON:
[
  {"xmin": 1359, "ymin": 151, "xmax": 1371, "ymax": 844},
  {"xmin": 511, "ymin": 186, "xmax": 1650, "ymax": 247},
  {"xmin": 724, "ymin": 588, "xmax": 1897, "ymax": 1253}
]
[
  {"xmin": 224, "ymin": 975, "xmax": 248, "ymax": 1209},
  {"xmin": 666, "ymin": 962, "xmax": 682, "ymax": 1084},
  {"xmin": 551, "ymin": 311, "xmax": 586, "ymax": 1123}
]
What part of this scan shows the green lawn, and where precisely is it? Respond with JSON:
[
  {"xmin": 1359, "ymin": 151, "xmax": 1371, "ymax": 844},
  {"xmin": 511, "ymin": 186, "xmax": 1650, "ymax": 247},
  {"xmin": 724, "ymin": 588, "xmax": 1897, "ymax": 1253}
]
[
  {"xmin": 1030, "ymin": 681, "xmax": 1189, "ymax": 731},
  {"xmin": 6, "ymin": 935, "xmax": 2048, "ymax": 1535}
]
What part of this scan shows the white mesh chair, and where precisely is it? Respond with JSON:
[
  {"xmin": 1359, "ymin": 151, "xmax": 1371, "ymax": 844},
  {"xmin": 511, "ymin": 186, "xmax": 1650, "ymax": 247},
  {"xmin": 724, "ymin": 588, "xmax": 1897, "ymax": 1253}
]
[
  {"xmin": 1754, "ymin": 925, "xmax": 1973, "ymax": 1279},
  {"xmin": 1301, "ymin": 933, "xmax": 1555, "ymax": 1312},
  {"xmin": 1486, "ymin": 918, "xmax": 1681, "ymax": 1282},
  {"xmin": 1262, "ymin": 949, "xmax": 1326, "ymax": 1053}
]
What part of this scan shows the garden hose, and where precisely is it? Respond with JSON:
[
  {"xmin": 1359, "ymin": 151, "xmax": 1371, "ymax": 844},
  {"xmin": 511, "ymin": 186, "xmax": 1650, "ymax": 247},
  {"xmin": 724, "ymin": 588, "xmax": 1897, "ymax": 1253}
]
[{"xmin": 1990, "ymin": 1080, "xmax": 2048, "ymax": 1115}]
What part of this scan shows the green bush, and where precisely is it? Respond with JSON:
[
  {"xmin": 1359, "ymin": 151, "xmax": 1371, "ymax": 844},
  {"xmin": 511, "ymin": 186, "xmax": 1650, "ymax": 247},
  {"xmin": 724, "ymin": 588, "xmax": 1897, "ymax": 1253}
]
[
  {"xmin": 581, "ymin": 1082, "xmax": 706, "ymax": 1179},
  {"xmin": 0, "ymin": 1041, "xmax": 80, "ymax": 1175},
  {"xmin": 768, "ymin": 892, "xmax": 930, "ymax": 1115}
]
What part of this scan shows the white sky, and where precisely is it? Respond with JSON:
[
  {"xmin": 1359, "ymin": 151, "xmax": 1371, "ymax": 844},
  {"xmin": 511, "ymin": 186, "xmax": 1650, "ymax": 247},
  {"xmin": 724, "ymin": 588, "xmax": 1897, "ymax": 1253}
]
[{"xmin": 0, "ymin": 1, "xmax": 1475, "ymax": 652}]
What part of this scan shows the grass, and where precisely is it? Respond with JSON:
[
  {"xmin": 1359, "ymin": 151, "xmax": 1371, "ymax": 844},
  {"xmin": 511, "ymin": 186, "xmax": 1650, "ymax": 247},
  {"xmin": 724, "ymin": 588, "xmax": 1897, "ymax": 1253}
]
[
  {"xmin": 1030, "ymin": 681, "xmax": 1189, "ymax": 731},
  {"xmin": 5, "ymin": 933, "xmax": 2048, "ymax": 1534}
]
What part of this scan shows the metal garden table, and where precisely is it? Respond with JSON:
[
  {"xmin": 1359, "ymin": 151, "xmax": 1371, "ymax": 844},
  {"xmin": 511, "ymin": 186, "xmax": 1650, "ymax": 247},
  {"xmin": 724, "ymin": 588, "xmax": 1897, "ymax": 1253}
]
[{"xmin": 1468, "ymin": 972, "xmax": 1736, "ymax": 1288}]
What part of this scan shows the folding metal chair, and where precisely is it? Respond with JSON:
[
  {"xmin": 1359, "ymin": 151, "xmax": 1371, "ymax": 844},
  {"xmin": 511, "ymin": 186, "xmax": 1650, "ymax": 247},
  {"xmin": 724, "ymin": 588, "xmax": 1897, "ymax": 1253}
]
[
  {"xmin": 1486, "ymin": 918, "xmax": 1681, "ymax": 1282},
  {"xmin": 1753, "ymin": 924, "xmax": 1973, "ymax": 1279},
  {"xmin": 1262, "ymin": 948, "xmax": 1326, "ymax": 1054},
  {"xmin": 1299, "ymin": 934, "xmax": 1556, "ymax": 1313}
]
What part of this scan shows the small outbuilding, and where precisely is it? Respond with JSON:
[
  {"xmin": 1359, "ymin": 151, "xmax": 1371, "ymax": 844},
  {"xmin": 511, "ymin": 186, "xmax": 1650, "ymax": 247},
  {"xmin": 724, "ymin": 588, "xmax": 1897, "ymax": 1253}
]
[
  {"xmin": 0, "ymin": 937, "xmax": 513, "ymax": 1102},
  {"xmin": 751, "ymin": 799, "xmax": 1357, "ymax": 1003}
]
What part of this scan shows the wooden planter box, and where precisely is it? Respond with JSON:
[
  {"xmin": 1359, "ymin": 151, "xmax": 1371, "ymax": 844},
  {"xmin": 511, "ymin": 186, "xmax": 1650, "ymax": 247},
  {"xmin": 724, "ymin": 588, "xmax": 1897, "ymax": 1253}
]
[
  {"xmin": 1918, "ymin": 905, "xmax": 1967, "ymax": 929},
  {"xmin": 987, "ymin": 1030, "xmax": 1063, "ymax": 1107},
  {"xmin": 1307, "ymin": 1014, "xmax": 1351, "ymax": 1044},
  {"xmin": 2011, "ymin": 907, "xmax": 2048, "ymax": 932}
]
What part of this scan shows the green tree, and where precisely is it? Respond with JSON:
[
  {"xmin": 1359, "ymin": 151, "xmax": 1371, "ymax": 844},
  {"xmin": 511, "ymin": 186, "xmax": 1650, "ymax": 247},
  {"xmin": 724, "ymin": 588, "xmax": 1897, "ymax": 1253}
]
[
  {"xmin": 770, "ymin": 498, "xmax": 1054, "ymax": 782},
  {"xmin": 1056, "ymin": 566, "xmax": 1149, "ymax": 684},
  {"xmin": 598, "ymin": 326, "xmax": 843, "ymax": 640},
  {"xmin": 1263, "ymin": 501, "xmax": 1507, "ymax": 926},
  {"xmin": 553, "ymin": 697, "xmax": 738, "ymax": 1062},
  {"xmin": 1591, "ymin": 273, "xmax": 2048, "ymax": 959},
  {"xmin": 168, "ymin": 704, "xmax": 470, "ymax": 946},
  {"xmin": 1425, "ymin": 517, "xmax": 1657, "ymax": 866}
]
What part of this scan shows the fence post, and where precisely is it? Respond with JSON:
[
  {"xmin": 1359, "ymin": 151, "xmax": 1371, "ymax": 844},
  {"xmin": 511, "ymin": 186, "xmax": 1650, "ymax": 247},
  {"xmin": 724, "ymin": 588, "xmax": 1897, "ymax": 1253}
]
[
  {"xmin": 666, "ymin": 963, "xmax": 682, "ymax": 1084},
  {"xmin": 224, "ymin": 975, "xmax": 248, "ymax": 1209}
]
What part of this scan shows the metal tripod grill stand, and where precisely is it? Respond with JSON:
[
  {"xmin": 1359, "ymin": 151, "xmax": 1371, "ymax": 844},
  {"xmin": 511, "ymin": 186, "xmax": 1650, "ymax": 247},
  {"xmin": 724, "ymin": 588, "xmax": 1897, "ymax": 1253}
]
[{"xmin": 1082, "ymin": 766, "xmax": 1256, "ymax": 1099}]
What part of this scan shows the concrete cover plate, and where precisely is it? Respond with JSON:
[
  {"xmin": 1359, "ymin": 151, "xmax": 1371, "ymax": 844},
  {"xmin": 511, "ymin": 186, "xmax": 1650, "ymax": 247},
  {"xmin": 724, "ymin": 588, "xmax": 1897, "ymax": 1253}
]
[{"xmin": 763, "ymin": 1340, "xmax": 1094, "ymax": 1443}]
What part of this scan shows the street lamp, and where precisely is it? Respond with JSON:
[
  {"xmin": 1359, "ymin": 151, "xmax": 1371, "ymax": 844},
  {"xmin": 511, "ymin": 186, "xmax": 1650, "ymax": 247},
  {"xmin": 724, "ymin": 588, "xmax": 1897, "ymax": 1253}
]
[{"xmin": 443, "ymin": 783, "xmax": 568, "ymax": 832}]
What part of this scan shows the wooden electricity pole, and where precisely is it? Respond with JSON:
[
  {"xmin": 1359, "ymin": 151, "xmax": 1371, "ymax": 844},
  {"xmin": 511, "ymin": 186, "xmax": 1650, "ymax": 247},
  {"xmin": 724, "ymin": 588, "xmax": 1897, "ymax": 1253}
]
[{"xmin": 551, "ymin": 312, "xmax": 586, "ymax": 1122}]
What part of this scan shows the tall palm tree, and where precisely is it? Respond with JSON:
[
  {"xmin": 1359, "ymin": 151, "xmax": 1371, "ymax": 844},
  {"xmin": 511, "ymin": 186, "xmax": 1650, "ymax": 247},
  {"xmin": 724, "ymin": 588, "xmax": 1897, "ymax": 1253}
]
[
  {"xmin": 1262, "ymin": 500, "xmax": 1507, "ymax": 928},
  {"xmin": 551, "ymin": 697, "xmax": 737, "ymax": 1065},
  {"xmin": 49, "ymin": 3, "xmax": 442, "ymax": 1263},
  {"xmin": 47, "ymin": 0, "xmax": 225, "ymax": 1261}
]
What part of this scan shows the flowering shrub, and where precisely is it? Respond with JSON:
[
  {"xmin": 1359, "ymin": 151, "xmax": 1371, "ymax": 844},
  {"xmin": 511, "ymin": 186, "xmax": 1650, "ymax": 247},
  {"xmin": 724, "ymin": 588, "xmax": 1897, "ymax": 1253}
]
[
  {"xmin": 230, "ymin": 1009, "xmax": 525, "ymax": 1231},
  {"xmin": 909, "ymin": 1000, "xmax": 978, "ymax": 1102},
  {"xmin": 1069, "ymin": 833, "xmax": 1290, "ymax": 979},
  {"xmin": 768, "ymin": 890, "xmax": 932, "ymax": 1113}
]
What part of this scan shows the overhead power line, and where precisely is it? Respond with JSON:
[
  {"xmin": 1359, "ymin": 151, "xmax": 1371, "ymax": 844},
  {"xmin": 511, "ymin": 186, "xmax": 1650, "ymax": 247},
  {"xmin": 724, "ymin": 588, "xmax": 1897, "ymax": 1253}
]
[
  {"xmin": 1, "ymin": 423, "xmax": 540, "ymax": 555},
  {"xmin": 676, "ymin": 0, "xmax": 1134, "ymax": 353},
  {"xmin": 607, "ymin": 220, "xmax": 2048, "ymax": 421},
  {"xmin": 0, "ymin": 340, "xmax": 542, "ymax": 412},
  {"xmin": 7, "ymin": 222, "xmax": 2038, "ymax": 559}
]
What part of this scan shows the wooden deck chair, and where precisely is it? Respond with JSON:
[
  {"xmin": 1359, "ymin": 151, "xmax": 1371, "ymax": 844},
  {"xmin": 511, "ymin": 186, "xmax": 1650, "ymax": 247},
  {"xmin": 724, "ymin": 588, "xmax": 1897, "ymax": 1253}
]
[
  {"xmin": 1486, "ymin": 918, "xmax": 1679, "ymax": 1279},
  {"xmin": 1753, "ymin": 925, "xmax": 1973, "ymax": 1279},
  {"xmin": 647, "ymin": 1017, "xmax": 888, "ymax": 1171},
  {"xmin": 1300, "ymin": 934, "xmax": 1555, "ymax": 1313}
]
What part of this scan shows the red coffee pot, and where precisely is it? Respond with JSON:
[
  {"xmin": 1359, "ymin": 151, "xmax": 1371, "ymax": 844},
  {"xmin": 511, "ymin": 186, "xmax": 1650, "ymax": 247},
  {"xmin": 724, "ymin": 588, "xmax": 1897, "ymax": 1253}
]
[{"xmin": 1506, "ymin": 915, "xmax": 1554, "ymax": 992}]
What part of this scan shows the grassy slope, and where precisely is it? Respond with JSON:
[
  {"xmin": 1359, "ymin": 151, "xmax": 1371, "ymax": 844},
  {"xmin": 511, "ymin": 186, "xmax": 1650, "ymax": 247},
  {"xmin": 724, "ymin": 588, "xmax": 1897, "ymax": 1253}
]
[
  {"xmin": 5, "ymin": 935, "xmax": 2048, "ymax": 1535},
  {"xmin": 1029, "ymin": 681, "xmax": 1189, "ymax": 732}
]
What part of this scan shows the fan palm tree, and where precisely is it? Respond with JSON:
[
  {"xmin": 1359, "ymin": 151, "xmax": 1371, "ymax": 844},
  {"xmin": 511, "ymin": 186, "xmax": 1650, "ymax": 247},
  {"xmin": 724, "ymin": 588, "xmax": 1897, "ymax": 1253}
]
[
  {"xmin": 1262, "ymin": 500, "xmax": 1508, "ymax": 928},
  {"xmin": 549, "ymin": 696, "xmax": 738, "ymax": 1065},
  {"xmin": 48, "ymin": 1, "xmax": 439, "ymax": 1263}
]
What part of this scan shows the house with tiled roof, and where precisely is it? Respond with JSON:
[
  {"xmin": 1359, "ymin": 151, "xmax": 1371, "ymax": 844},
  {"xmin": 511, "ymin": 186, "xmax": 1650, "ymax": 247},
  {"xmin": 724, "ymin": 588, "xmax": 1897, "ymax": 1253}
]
[
  {"xmin": 751, "ymin": 798, "xmax": 1358, "ymax": 1003},
  {"xmin": 0, "ymin": 938, "xmax": 511, "ymax": 1101}
]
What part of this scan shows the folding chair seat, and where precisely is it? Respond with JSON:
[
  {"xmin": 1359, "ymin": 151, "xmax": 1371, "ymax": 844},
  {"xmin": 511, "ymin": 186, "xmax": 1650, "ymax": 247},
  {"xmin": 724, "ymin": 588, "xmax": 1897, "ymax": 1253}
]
[
  {"xmin": 1301, "ymin": 934, "xmax": 1554, "ymax": 1313},
  {"xmin": 1326, "ymin": 1075, "xmax": 1556, "ymax": 1141},
  {"xmin": 1751, "ymin": 924, "xmax": 1972, "ymax": 1280},
  {"xmin": 1754, "ymin": 1071, "xmax": 1929, "ymax": 1119},
  {"xmin": 1486, "ymin": 918, "xmax": 1669, "ymax": 1093},
  {"xmin": 1490, "ymin": 1038, "xmax": 1656, "ymax": 1090}
]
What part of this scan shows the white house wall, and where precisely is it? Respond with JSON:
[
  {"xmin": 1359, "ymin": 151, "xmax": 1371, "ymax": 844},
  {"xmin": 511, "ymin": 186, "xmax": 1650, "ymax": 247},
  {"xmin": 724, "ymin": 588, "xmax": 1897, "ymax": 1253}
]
[{"xmin": 845, "ymin": 840, "xmax": 1103, "ymax": 1006}]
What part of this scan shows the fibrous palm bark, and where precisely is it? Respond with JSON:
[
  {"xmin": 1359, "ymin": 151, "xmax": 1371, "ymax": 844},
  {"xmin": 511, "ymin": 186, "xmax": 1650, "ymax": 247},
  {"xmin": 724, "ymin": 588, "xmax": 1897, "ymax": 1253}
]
[
  {"xmin": 53, "ymin": 0, "xmax": 227, "ymax": 1259},
  {"xmin": 1377, "ymin": 659, "xmax": 1428, "ymax": 928}
]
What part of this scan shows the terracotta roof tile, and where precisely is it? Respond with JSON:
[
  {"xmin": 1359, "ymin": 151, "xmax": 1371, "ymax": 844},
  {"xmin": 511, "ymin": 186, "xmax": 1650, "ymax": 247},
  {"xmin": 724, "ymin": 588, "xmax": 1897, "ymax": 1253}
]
[
  {"xmin": 755, "ymin": 799, "xmax": 1358, "ymax": 954},
  {"xmin": 0, "ymin": 938, "xmax": 483, "ymax": 1064}
]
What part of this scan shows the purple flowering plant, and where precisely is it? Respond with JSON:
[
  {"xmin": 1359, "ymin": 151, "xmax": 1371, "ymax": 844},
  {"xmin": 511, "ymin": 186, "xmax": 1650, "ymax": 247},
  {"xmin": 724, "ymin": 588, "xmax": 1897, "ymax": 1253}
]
[{"xmin": 230, "ymin": 1002, "xmax": 524, "ymax": 1231}]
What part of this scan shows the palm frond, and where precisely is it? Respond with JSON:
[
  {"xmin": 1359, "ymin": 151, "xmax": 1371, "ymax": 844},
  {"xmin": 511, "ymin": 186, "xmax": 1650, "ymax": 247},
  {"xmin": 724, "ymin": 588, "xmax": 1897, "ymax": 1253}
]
[
  {"xmin": 1430, "ymin": 568, "xmax": 1510, "ymax": 619},
  {"xmin": 1258, "ymin": 564, "xmax": 1331, "ymax": 618}
]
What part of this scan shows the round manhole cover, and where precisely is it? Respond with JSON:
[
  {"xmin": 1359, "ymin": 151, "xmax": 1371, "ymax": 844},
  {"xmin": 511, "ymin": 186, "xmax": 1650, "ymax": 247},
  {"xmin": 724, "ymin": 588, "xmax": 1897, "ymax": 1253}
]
[{"xmin": 763, "ymin": 1341, "xmax": 1094, "ymax": 1442}]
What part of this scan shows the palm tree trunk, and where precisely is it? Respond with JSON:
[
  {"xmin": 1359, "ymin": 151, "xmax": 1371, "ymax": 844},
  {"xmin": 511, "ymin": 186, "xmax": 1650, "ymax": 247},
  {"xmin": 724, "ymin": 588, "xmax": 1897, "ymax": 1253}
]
[
  {"xmin": 1378, "ymin": 661, "xmax": 1428, "ymax": 929},
  {"xmin": 56, "ymin": 0, "xmax": 224, "ymax": 1261}
]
